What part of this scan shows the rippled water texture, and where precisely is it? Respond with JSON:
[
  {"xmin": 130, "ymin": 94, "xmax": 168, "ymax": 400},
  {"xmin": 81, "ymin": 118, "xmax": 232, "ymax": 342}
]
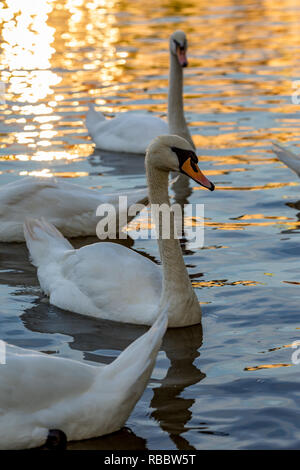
[{"xmin": 0, "ymin": 0, "xmax": 300, "ymax": 450}]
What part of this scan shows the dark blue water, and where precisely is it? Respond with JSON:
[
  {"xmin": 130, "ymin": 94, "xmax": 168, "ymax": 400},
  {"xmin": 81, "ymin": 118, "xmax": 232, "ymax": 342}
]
[{"xmin": 0, "ymin": 0, "xmax": 299, "ymax": 449}]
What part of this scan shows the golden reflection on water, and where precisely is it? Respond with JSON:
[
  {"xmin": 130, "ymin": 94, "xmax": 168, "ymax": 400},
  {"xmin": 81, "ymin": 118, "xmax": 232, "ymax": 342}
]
[
  {"xmin": 0, "ymin": 0, "xmax": 300, "ymax": 450},
  {"xmin": 126, "ymin": 211, "xmax": 300, "ymax": 237},
  {"xmin": 0, "ymin": 0, "xmax": 299, "ymax": 163},
  {"xmin": 19, "ymin": 169, "xmax": 89, "ymax": 178},
  {"xmin": 245, "ymin": 342, "xmax": 299, "ymax": 372},
  {"xmin": 205, "ymin": 219, "xmax": 300, "ymax": 231},
  {"xmin": 245, "ymin": 363, "xmax": 292, "ymax": 371},
  {"xmin": 0, "ymin": 0, "xmax": 60, "ymax": 104},
  {"xmin": 0, "ymin": 0, "xmax": 127, "ymax": 160},
  {"xmin": 193, "ymin": 279, "xmax": 261, "ymax": 288}
]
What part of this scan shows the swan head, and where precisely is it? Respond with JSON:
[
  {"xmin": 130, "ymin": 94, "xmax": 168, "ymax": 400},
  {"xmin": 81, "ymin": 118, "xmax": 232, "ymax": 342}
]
[
  {"xmin": 170, "ymin": 30, "xmax": 188, "ymax": 67},
  {"xmin": 146, "ymin": 135, "xmax": 215, "ymax": 191}
]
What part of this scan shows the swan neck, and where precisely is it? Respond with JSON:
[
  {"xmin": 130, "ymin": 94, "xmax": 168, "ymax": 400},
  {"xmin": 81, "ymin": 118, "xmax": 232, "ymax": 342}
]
[
  {"xmin": 146, "ymin": 159, "xmax": 201, "ymax": 326},
  {"xmin": 167, "ymin": 53, "xmax": 194, "ymax": 149}
]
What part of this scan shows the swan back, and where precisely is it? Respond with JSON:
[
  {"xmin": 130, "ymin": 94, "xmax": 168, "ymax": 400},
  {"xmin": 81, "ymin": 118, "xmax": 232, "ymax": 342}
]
[{"xmin": 0, "ymin": 309, "xmax": 167, "ymax": 449}]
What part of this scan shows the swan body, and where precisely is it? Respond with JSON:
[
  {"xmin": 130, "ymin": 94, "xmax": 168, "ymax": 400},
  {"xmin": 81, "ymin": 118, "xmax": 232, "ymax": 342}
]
[
  {"xmin": 0, "ymin": 177, "xmax": 147, "ymax": 242},
  {"xmin": 0, "ymin": 309, "xmax": 167, "ymax": 450},
  {"xmin": 25, "ymin": 218, "xmax": 163, "ymax": 325},
  {"xmin": 272, "ymin": 142, "xmax": 300, "ymax": 177},
  {"xmin": 24, "ymin": 135, "xmax": 214, "ymax": 327},
  {"xmin": 86, "ymin": 107, "xmax": 168, "ymax": 154},
  {"xmin": 86, "ymin": 31, "xmax": 194, "ymax": 154}
]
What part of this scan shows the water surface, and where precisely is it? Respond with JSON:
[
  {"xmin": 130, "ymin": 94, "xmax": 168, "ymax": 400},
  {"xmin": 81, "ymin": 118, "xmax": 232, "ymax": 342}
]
[{"xmin": 0, "ymin": 0, "xmax": 300, "ymax": 450}]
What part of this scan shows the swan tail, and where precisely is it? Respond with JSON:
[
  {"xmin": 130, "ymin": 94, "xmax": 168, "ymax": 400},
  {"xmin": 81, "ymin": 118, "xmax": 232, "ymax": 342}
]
[
  {"xmin": 272, "ymin": 142, "xmax": 300, "ymax": 176},
  {"xmin": 85, "ymin": 103, "xmax": 106, "ymax": 136},
  {"xmin": 23, "ymin": 217, "xmax": 73, "ymax": 266},
  {"xmin": 104, "ymin": 309, "xmax": 167, "ymax": 387}
]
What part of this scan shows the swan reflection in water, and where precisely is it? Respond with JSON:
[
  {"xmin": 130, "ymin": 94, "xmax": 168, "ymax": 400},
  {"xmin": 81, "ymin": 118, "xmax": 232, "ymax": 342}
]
[
  {"xmin": 88, "ymin": 148, "xmax": 147, "ymax": 177},
  {"xmin": 21, "ymin": 298, "xmax": 205, "ymax": 450},
  {"xmin": 282, "ymin": 200, "xmax": 300, "ymax": 235}
]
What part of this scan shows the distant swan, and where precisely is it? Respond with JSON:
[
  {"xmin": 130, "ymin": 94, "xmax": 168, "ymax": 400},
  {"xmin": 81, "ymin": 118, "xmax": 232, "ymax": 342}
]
[
  {"xmin": 0, "ymin": 309, "xmax": 167, "ymax": 450},
  {"xmin": 0, "ymin": 177, "xmax": 147, "ymax": 242},
  {"xmin": 85, "ymin": 31, "xmax": 194, "ymax": 154},
  {"xmin": 272, "ymin": 142, "xmax": 300, "ymax": 177},
  {"xmin": 24, "ymin": 135, "xmax": 214, "ymax": 328}
]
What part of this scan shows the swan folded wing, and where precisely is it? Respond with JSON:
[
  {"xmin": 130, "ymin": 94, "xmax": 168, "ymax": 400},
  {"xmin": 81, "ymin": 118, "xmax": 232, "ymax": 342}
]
[
  {"xmin": 0, "ymin": 178, "xmax": 99, "ymax": 222},
  {"xmin": 88, "ymin": 113, "xmax": 168, "ymax": 154},
  {"xmin": 272, "ymin": 142, "xmax": 300, "ymax": 176},
  {"xmin": 57, "ymin": 242, "xmax": 162, "ymax": 312},
  {"xmin": 1, "ymin": 178, "xmax": 148, "ymax": 241},
  {"xmin": 0, "ymin": 177, "xmax": 58, "ymax": 211},
  {"xmin": 0, "ymin": 345, "xmax": 98, "ymax": 412}
]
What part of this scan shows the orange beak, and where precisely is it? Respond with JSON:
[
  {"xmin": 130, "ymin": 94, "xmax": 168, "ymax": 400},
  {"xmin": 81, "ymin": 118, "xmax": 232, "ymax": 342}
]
[
  {"xmin": 181, "ymin": 158, "xmax": 215, "ymax": 191},
  {"xmin": 176, "ymin": 47, "xmax": 188, "ymax": 67}
]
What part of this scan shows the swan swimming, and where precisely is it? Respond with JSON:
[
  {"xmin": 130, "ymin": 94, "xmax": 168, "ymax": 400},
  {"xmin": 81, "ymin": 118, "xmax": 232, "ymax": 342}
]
[
  {"xmin": 24, "ymin": 135, "xmax": 214, "ymax": 327},
  {"xmin": 0, "ymin": 177, "xmax": 147, "ymax": 242},
  {"xmin": 85, "ymin": 31, "xmax": 194, "ymax": 154},
  {"xmin": 0, "ymin": 309, "xmax": 167, "ymax": 450}
]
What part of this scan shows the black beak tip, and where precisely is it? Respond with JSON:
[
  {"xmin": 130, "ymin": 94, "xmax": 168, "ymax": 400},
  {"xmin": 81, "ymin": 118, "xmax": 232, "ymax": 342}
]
[
  {"xmin": 209, "ymin": 182, "xmax": 215, "ymax": 192},
  {"xmin": 182, "ymin": 62, "xmax": 188, "ymax": 68}
]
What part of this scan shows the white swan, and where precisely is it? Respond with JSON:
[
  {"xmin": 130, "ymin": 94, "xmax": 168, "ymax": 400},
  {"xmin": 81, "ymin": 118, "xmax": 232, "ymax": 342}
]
[
  {"xmin": 24, "ymin": 135, "xmax": 214, "ymax": 327},
  {"xmin": 0, "ymin": 309, "xmax": 167, "ymax": 450},
  {"xmin": 0, "ymin": 177, "xmax": 147, "ymax": 242},
  {"xmin": 85, "ymin": 31, "xmax": 194, "ymax": 154},
  {"xmin": 272, "ymin": 142, "xmax": 300, "ymax": 177}
]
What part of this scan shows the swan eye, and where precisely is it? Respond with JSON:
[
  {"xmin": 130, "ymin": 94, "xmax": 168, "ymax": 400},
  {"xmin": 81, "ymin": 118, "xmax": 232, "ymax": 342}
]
[
  {"xmin": 171, "ymin": 146, "xmax": 197, "ymax": 167},
  {"xmin": 173, "ymin": 39, "xmax": 187, "ymax": 52},
  {"xmin": 173, "ymin": 39, "xmax": 186, "ymax": 51},
  {"xmin": 190, "ymin": 152, "xmax": 198, "ymax": 164}
]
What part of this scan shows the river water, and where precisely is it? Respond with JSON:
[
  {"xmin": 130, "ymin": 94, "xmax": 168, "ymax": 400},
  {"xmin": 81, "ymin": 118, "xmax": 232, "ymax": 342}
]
[{"xmin": 0, "ymin": 0, "xmax": 300, "ymax": 450}]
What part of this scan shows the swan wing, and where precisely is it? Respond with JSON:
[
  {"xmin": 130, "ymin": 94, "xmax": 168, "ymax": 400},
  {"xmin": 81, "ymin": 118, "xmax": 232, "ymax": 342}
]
[
  {"xmin": 0, "ymin": 344, "xmax": 99, "ymax": 449},
  {"xmin": 272, "ymin": 142, "xmax": 300, "ymax": 176},
  {"xmin": 0, "ymin": 177, "xmax": 101, "ymax": 240},
  {"xmin": 50, "ymin": 241, "xmax": 162, "ymax": 323},
  {"xmin": 0, "ymin": 344, "xmax": 97, "ymax": 411},
  {"xmin": 86, "ymin": 111, "xmax": 168, "ymax": 154},
  {"xmin": 0, "ymin": 309, "xmax": 167, "ymax": 449},
  {"xmin": 0, "ymin": 177, "xmax": 148, "ymax": 241},
  {"xmin": 24, "ymin": 218, "xmax": 162, "ymax": 324}
]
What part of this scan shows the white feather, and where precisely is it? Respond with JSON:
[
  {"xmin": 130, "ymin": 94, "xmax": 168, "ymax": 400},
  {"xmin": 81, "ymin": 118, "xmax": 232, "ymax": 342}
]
[
  {"xmin": 0, "ymin": 309, "xmax": 167, "ymax": 450},
  {"xmin": 0, "ymin": 177, "xmax": 147, "ymax": 242},
  {"xmin": 272, "ymin": 142, "xmax": 300, "ymax": 177},
  {"xmin": 86, "ymin": 106, "xmax": 168, "ymax": 154}
]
